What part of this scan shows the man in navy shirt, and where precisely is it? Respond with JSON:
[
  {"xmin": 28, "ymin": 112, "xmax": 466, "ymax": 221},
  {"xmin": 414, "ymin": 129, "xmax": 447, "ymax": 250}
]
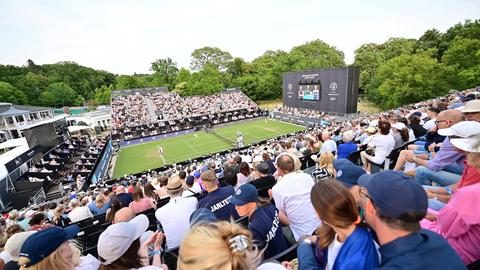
[
  {"xmin": 230, "ymin": 183, "xmax": 290, "ymax": 260},
  {"xmin": 112, "ymin": 185, "xmax": 133, "ymax": 208},
  {"xmin": 359, "ymin": 171, "xmax": 466, "ymax": 270},
  {"xmin": 198, "ymin": 170, "xmax": 240, "ymax": 220},
  {"xmin": 250, "ymin": 162, "xmax": 276, "ymax": 198}
]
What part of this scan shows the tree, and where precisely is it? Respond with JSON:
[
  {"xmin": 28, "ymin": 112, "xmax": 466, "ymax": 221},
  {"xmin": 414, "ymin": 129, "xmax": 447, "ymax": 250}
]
[
  {"xmin": 353, "ymin": 43, "xmax": 384, "ymax": 92},
  {"xmin": 379, "ymin": 38, "xmax": 416, "ymax": 61},
  {"xmin": 39, "ymin": 82, "xmax": 77, "ymax": 107},
  {"xmin": 150, "ymin": 58, "xmax": 179, "ymax": 86},
  {"xmin": 289, "ymin": 39, "xmax": 345, "ymax": 71},
  {"xmin": 187, "ymin": 64, "xmax": 224, "ymax": 96},
  {"xmin": 190, "ymin": 47, "xmax": 233, "ymax": 71},
  {"xmin": 415, "ymin": 29, "xmax": 443, "ymax": 59},
  {"xmin": 368, "ymin": 53, "xmax": 452, "ymax": 109},
  {"xmin": 94, "ymin": 84, "xmax": 113, "ymax": 104},
  {"xmin": 442, "ymin": 38, "xmax": 480, "ymax": 89},
  {"xmin": 116, "ymin": 75, "xmax": 146, "ymax": 90},
  {"xmin": 0, "ymin": 81, "xmax": 27, "ymax": 104}
]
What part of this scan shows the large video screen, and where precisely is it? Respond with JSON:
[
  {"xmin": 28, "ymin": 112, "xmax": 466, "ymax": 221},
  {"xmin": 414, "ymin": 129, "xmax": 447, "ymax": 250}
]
[{"xmin": 298, "ymin": 84, "xmax": 320, "ymax": 101}]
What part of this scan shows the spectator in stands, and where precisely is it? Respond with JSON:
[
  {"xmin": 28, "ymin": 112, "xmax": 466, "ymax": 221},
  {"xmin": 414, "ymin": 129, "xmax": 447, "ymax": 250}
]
[
  {"xmin": 3, "ymin": 231, "xmax": 35, "ymax": 270},
  {"xmin": 129, "ymin": 186, "xmax": 156, "ymax": 214},
  {"xmin": 230, "ymin": 183, "xmax": 289, "ymax": 259},
  {"xmin": 178, "ymin": 221, "xmax": 282, "ymax": 270},
  {"xmin": 337, "ymin": 130, "xmax": 357, "ymax": 159},
  {"xmin": 127, "ymin": 182, "xmax": 135, "ymax": 193},
  {"xmin": 0, "ymin": 218, "xmax": 7, "ymax": 248},
  {"xmin": 52, "ymin": 205, "xmax": 69, "ymax": 227},
  {"xmin": 144, "ymin": 182, "xmax": 159, "ymax": 202},
  {"xmin": 98, "ymin": 215, "xmax": 165, "ymax": 269},
  {"xmin": 28, "ymin": 213, "xmax": 52, "ymax": 232},
  {"xmin": 113, "ymin": 207, "xmax": 136, "ymax": 223},
  {"xmin": 106, "ymin": 199, "xmax": 122, "ymax": 223},
  {"xmin": 155, "ymin": 176, "xmax": 197, "ymax": 249},
  {"xmin": 360, "ymin": 120, "xmax": 395, "ymax": 172},
  {"xmin": 421, "ymin": 134, "xmax": 480, "ymax": 265},
  {"xmin": 88, "ymin": 194, "xmax": 110, "ymax": 216},
  {"xmin": 18, "ymin": 225, "xmax": 82, "ymax": 270},
  {"xmin": 236, "ymin": 162, "xmax": 253, "ymax": 186},
  {"xmin": 182, "ymin": 176, "xmax": 198, "ymax": 197},
  {"xmin": 333, "ymin": 159, "xmax": 367, "ymax": 207},
  {"xmin": 263, "ymin": 152, "xmax": 276, "ymax": 175},
  {"xmin": 391, "ymin": 122, "xmax": 410, "ymax": 148},
  {"xmin": 6, "ymin": 210, "xmax": 19, "ymax": 227},
  {"xmin": 408, "ymin": 114, "xmax": 428, "ymax": 138},
  {"xmin": 311, "ymin": 151, "xmax": 335, "ymax": 182},
  {"xmin": 423, "ymin": 107, "xmax": 440, "ymax": 131},
  {"xmin": 5, "ymin": 225, "xmax": 23, "ymax": 240},
  {"xmin": 250, "ymin": 162, "xmax": 276, "ymax": 198},
  {"xmin": 320, "ymin": 131, "xmax": 337, "ymax": 154},
  {"xmin": 358, "ymin": 171, "xmax": 465, "ymax": 269},
  {"xmin": 113, "ymin": 185, "xmax": 133, "ymax": 208},
  {"xmin": 406, "ymin": 111, "xmax": 466, "ymax": 186},
  {"xmin": 198, "ymin": 170, "xmax": 240, "ymax": 221},
  {"xmin": 155, "ymin": 176, "xmax": 169, "ymax": 199},
  {"xmin": 67, "ymin": 199, "xmax": 93, "ymax": 223},
  {"xmin": 462, "ymin": 100, "xmax": 480, "ymax": 122},
  {"xmin": 297, "ymin": 179, "xmax": 379, "ymax": 270},
  {"xmin": 223, "ymin": 168, "xmax": 238, "ymax": 187},
  {"xmin": 271, "ymin": 154, "xmax": 320, "ymax": 240}
]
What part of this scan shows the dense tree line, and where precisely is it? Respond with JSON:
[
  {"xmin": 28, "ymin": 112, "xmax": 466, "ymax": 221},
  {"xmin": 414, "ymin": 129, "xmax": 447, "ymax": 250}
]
[{"xmin": 0, "ymin": 19, "xmax": 479, "ymax": 110}]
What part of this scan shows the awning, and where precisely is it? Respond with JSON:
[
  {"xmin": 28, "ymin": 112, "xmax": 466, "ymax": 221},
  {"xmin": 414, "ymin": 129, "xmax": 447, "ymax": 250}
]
[
  {"xmin": 68, "ymin": 125, "xmax": 91, "ymax": 133},
  {"xmin": 0, "ymin": 138, "xmax": 27, "ymax": 150}
]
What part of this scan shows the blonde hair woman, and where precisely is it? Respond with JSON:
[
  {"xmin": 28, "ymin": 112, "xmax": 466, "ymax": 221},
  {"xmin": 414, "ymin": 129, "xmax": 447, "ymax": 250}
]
[
  {"xmin": 311, "ymin": 151, "xmax": 335, "ymax": 182},
  {"xmin": 178, "ymin": 221, "xmax": 284, "ymax": 270},
  {"xmin": 18, "ymin": 225, "xmax": 82, "ymax": 270}
]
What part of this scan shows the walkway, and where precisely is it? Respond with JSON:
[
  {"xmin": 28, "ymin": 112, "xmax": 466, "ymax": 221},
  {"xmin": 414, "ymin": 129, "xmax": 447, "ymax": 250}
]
[{"xmin": 144, "ymin": 97, "xmax": 158, "ymax": 122}]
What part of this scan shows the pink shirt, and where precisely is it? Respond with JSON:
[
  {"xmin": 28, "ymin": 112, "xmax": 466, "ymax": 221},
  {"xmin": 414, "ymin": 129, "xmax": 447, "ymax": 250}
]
[
  {"xmin": 421, "ymin": 183, "xmax": 480, "ymax": 264},
  {"xmin": 129, "ymin": 197, "xmax": 154, "ymax": 214}
]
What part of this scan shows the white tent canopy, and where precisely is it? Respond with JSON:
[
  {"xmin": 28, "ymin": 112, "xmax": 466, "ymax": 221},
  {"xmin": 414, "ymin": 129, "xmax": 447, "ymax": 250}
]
[
  {"xmin": 0, "ymin": 137, "xmax": 28, "ymax": 150},
  {"xmin": 68, "ymin": 125, "xmax": 91, "ymax": 133}
]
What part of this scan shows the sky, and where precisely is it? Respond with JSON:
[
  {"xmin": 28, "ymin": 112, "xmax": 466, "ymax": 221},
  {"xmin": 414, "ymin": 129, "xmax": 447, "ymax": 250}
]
[{"xmin": 0, "ymin": 0, "xmax": 479, "ymax": 75}]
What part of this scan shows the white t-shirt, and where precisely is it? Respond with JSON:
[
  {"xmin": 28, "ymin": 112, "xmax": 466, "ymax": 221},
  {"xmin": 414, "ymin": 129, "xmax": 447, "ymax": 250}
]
[
  {"xmin": 68, "ymin": 206, "xmax": 94, "ymax": 223},
  {"xmin": 320, "ymin": 139, "xmax": 337, "ymax": 154},
  {"xmin": 423, "ymin": 118, "xmax": 436, "ymax": 131},
  {"xmin": 367, "ymin": 134, "xmax": 395, "ymax": 164},
  {"xmin": 155, "ymin": 196, "xmax": 198, "ymax": 249},
  {"xmin": 0, "ymin": 251, "xmax": 12, "ymax": 264},
  {"xmin": 326, "ymin": 234, "xmax": 344, "ymax": 270},
  {"xmin": 271, "ymin": 172, "xmax": 320, "ymax": 240}
]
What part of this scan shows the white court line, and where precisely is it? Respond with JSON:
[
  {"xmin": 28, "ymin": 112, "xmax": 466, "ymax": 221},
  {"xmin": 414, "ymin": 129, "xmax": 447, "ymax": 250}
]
[{"xmin": 185, "ymin": 140, "xmax": 199, "ymax": 154}]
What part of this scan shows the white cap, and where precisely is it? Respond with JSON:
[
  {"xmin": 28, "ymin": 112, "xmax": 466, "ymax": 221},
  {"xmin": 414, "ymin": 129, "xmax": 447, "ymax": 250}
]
[
  {"xmin": 392, "ymin": 122, "xmax": 406, "ymax": 130},
  {"xmin": 451, "ymin": 135, "xmax": 480, "ymax": 153},
  {"xmin": 438, "ymin": 121, "xmax": 480, "ymax": 137},
  {"xmin": 4, "ymin": 231, "xmax": 36, "ymax": 260},
  {"xmin": 97, "ymin": 214, "xmax": 149, "ymax": 265}
]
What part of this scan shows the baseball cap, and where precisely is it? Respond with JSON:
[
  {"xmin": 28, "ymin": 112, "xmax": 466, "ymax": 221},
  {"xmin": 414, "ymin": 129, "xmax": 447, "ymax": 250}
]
[
  {"xmin": 366, "ymin": 127, "xmax": 376, "ymax": 134},
  {"xmin": 97, "ymin": 214, "xmax": 149, "ymax": 265},
  {"xmin": 19, "ymin": 225, "xmax": 80, "ymax": 267},
  {"xmin": 461, "ymin": 100, "xmax": 480, "ymax": 113},
  {"xmin": 438, "ymin": 121, "xmax": 480, "ymax": 137},
  {"xmin": 333, "ymin": 159, "xmax": 366, "ymax": 188},
  {"xmin": 358, "ymin": 171, "xmax": 427, "ymax": 219},
  {"xmin": 5, "ymin": 231, "xmax": 36, "ymax": 260},
  {"xmin": 193, "ymin": 171, "xmax": 201, "ymax": 178},
  {"xmin": 411, "ymin": 111, "xmax": 422, "ymax": 118},
  {"xmin": 391, "ymin": 122, "xmax": 406, "ymax": 130},
  {"xmin": 230, "ymin": 184, "xmax": 258, "ymax": 206},
  {"xmin": 189, "ymin": 208, "xmax": 217, "ymax": 226},
  {"xmin": 256, "ymin": 162, "xmax": 270, "ymax": 174}
]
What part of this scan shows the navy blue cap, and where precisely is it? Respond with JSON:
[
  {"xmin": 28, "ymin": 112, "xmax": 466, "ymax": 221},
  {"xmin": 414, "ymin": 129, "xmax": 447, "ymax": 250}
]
[
  {"xmin": 333, "ymin": 158, "xmax": 366, "ymax": 188},
  {"xmin": 230, "ymin": 184, "xmax": 258, "ymax": 206},
  {"xmin": 189, "ymin": 208, "xmax": 217, "ymax": 226},
  {"xmin": 358, "ymin": 171, "xmax": 427, "ymax": 219},
  {"xmin": 19, "ymin": 225, "xmax": 79, "ymax": 267}
]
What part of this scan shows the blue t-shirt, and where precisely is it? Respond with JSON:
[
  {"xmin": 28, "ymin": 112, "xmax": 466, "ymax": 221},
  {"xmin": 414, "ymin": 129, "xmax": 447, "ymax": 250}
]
[
  {"xmin": 378, "ymin": 229, "xmax": 466, "ymax": 270},
  {"xmin": 88, "ymin": 201, "xmax": 110, "ymax": 216},
  {"xmin": 337, "ymin": 142, "xmax": 358, "ymax": 159},
  {"xmin": 249, "ymin": 204, "xmax": 290, "ymax": 259},
  {"xmin": 199, "ymin": 186, "xmax": 240, "ymax": 220}
]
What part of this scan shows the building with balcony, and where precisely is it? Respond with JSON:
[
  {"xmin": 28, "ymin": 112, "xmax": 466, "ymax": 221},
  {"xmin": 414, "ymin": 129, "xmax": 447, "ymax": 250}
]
[{"xmin": 0, "ymin": 102, "xmax": 55, "ymax": 142}]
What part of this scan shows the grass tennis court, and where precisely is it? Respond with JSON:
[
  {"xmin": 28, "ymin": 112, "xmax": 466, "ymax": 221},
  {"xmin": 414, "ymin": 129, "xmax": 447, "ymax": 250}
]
[{"xmin": 112, "ymin": 118, "xmax": 305, "ymax": 178}]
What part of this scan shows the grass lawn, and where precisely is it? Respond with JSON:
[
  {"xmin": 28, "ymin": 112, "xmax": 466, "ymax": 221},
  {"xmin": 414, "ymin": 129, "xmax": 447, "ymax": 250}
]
[{"xmin": 112, "ymin": 118, "xmax": 304, "ymax": 178}]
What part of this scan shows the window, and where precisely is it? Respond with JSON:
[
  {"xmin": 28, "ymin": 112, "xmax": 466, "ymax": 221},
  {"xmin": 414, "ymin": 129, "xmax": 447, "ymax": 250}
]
[{"xmin": 15, "ymin": 115, "xmax": 25, "ymax": 122}]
